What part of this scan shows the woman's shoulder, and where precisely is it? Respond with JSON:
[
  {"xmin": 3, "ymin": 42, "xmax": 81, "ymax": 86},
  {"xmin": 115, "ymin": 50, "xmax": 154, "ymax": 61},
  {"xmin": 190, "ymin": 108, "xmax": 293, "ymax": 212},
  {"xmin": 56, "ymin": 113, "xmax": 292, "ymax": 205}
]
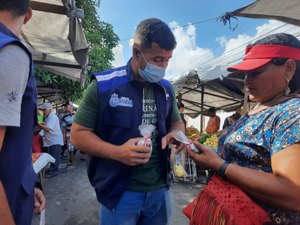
[
  {"xmin": 273, "ymin": 97, "xmax": 300, "ymax": 120},
  {"xmin": 280, "ymin": 97, "xmax": 300, "ymax": 109}
]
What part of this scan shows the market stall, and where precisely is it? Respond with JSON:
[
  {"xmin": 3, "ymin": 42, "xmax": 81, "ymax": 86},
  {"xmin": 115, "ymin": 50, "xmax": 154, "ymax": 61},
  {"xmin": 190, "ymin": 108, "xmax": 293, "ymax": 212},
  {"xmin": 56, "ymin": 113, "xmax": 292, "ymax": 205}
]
[
  {"xmin": 226, "ymin": 0, "xmax": 300, "ymax": 26},
  {"xmin": 24, "ymin": 0, "xmax": 89, "ymax": 83},
  {"xmin": 21, "ymin": 0, "xmax": 90, "ymax": 107}
]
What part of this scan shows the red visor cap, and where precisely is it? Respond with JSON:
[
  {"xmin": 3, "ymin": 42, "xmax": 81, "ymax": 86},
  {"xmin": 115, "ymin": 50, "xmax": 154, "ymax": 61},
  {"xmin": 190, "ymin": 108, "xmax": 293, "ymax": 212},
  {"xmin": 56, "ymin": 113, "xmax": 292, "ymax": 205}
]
[{"xmin": 228, "ymin": 45, "xmax": 300, "ymax": 72}]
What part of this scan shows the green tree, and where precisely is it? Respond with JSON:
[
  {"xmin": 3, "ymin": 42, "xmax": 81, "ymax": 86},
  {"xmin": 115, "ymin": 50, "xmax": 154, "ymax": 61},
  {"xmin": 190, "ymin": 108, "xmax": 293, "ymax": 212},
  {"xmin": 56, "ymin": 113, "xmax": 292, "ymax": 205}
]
[
  {"xmin": 35, "ymin": 69, "xmax": 84, "ymax": 102},
  {"xmin": 76, "ymin": 0, "xmax": 119, "ymax": 81},
  {"xmin": 37, "ymin": 0, "xmax": 119, "ymax": 103}
]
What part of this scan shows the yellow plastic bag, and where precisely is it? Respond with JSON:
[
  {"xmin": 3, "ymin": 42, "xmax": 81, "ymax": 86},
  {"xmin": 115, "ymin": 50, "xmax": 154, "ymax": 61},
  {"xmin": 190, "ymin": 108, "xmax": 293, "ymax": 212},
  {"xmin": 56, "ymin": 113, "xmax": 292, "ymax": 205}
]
[{"xmin": 174, "ymin": 155, "xmax": 187, "ymax": 178}]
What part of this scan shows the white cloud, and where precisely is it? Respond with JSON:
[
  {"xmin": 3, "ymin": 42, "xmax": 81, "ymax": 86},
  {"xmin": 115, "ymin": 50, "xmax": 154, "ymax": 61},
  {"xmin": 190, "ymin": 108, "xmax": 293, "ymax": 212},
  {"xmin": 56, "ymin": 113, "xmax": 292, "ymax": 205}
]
[
  {"xmin": 217, "ymin": 20, "xmax": 299, "ymax": 54},
  {"xmin": 166, "ymin": 22, "xmax": 215, "ymax": 80},
  {"xmin": 202, "ymin": 20, "xmax": 300, "ymax": 71},
  {"xmin": 217, "ymin": 34, "xmax": 252, "ymax": 54}
]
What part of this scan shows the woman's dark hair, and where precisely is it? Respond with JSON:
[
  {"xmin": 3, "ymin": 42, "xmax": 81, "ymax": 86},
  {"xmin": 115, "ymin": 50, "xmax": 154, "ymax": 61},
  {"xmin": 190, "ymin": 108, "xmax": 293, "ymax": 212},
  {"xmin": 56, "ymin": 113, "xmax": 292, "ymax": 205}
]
[
  {"xmin": 250, "ymin": 33, "xmax": 300, "ymax": 93},
  {"xmin": 177, "ymin": 102, "xmax": 185, "ymax": 109},
  {"xmin": 134, "ymin": 18, "xmax": 177, "ymax": 51},
  {"xmin": 0, "ymin": 0, "xmax": 29, "ymax": 16}
]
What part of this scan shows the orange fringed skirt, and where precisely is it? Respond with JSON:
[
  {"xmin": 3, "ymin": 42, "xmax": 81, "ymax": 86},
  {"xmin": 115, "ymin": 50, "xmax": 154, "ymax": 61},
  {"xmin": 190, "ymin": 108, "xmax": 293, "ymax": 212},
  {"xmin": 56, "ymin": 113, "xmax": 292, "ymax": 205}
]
[{"xmin": 183, "ymin": 175, "xmax": 272, "ymax": 225}]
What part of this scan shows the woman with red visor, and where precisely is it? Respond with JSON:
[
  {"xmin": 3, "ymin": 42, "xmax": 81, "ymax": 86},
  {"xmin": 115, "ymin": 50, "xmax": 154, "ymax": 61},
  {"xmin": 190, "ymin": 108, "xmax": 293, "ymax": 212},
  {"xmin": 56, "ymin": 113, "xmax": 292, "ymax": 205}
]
[{"xmin": 184, "ymin": 33, "xmax": 300, "ymax": 225}]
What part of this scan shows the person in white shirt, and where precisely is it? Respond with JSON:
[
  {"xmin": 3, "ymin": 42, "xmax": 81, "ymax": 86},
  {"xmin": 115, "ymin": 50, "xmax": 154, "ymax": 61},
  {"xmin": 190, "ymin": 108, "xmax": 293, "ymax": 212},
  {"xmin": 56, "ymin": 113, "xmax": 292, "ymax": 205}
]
[{"xmin": 38, "ymin": 102, "xmax": 64, "ymax": 177}]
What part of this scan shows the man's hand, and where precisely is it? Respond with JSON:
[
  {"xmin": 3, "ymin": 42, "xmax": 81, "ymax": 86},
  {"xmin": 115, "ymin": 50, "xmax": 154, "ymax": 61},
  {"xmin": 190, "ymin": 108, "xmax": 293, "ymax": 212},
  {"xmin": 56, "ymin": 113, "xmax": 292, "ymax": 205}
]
[
  {"xmin": 37, "ymin": 122, "xmax": 50, "ymax": 132},
  {"xmin": 161, "ymin": 130, "xmax": 185, "ymax": 151},
  {"xmin": 161, "ymin": 131, "xmax": 176, "ymax": 150},
  {"xmin": 34, "ymin": 188, "xmax": 46, "ymax": 213},
  {"xmin": 115, "ymin": 138, "xmax": 152, "ymax": 166}
]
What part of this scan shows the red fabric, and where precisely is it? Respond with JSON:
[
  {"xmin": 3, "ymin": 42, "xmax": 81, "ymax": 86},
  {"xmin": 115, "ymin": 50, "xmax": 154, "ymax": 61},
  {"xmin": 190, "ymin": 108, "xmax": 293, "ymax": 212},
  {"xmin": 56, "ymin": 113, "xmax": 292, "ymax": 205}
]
[
  {"xmin": 244, "ymin": 45, "xmax": 300, "ymax": 61},
  {"xmin": 32, "ymin": 134, "xmax": 42, "ymax": 153},
  {"xmin": 183, "ymin": 175, "xmax": 271, "ymax": 225},
  {"xmin": 228, "ymin": 44, "xmax": 300, "ymax": 71}
]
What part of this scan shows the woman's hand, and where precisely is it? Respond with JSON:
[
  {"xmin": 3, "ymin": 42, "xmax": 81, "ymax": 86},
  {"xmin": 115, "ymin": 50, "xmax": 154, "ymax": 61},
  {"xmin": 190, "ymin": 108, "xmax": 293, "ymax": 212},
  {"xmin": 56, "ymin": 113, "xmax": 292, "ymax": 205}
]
[
  {"xmin": 186, "ymin": 141, "xmax": 224, "ymax": 171},
  {"xmin": 34, "ymin": 188, "xmax": 46, "ymax": 213}
]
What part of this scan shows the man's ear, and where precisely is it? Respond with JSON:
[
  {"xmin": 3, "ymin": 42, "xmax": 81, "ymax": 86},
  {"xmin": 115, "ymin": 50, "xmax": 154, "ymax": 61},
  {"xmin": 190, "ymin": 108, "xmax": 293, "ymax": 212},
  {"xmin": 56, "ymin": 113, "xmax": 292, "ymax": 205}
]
[
  {"xmin": 24, "ymin": 8, "xmax": 32, "ymax": 24},
  {"xmin": 133, "ymin": 47, "xmax": 140, "ymax": 58}
]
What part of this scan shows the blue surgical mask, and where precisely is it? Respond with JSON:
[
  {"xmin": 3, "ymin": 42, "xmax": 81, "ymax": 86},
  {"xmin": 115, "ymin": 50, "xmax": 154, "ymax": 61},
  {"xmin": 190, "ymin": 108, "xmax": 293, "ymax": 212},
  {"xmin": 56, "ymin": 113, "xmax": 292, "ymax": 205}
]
[{"xmin": 137, "ymin": 50, "xmax": 166, "ymax": 83}]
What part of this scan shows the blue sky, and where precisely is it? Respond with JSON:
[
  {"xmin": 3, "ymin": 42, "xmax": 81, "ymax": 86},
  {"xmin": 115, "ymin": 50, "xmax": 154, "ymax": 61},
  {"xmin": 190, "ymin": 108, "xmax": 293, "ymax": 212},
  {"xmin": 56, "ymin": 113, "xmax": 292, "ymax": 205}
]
[
  {"xmin": 97, "ymin": 0, "xmax": 299, "ymax": 80},
  {"xmin": 99, "ymin": 0, "xmax": 259, "ymax": 54}
]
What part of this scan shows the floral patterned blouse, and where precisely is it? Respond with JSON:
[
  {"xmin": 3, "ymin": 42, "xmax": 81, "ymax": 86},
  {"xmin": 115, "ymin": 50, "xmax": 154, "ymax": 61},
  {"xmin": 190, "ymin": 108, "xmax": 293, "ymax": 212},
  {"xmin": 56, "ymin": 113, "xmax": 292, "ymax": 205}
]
[{"xmin": 218, "ymin": 98, "xmax": 300, "ymax": 224}]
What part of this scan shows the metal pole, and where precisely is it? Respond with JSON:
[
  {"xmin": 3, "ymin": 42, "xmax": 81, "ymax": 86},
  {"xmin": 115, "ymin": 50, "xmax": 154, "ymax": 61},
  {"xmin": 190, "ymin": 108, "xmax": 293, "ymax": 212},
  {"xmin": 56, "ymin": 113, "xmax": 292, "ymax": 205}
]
[{"xmin": 200, "ymin": 84, "xmax": 204, "ymax": 133}]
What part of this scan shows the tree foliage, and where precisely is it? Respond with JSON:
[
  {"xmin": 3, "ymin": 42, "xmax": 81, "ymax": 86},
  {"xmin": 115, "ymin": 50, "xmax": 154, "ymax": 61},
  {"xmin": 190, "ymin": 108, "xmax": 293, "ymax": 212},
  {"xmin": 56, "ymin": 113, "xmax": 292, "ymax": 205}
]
[
  {"xmin": 35, "ymin": 68, "xmax": 84, "ymax": 101},
  {"xmin": 37, "ymin": 0, "xmax": 119, "ymax": 103},
  {"xmin": 76, "ymin": 0, "xmax": 119, "ymax": 80}
]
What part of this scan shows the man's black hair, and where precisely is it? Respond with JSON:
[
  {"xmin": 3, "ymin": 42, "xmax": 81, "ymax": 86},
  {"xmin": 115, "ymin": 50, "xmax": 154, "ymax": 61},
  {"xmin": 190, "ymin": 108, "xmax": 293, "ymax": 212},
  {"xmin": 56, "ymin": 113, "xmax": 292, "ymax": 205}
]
[
  {"xmin": 63, "ymin": 100, "xmax": 70, "ymax": 106},
  {"xmin": 177, "ymin": 102, "xmax": 185, "ymax": 109},
  {"xmin": 0, "ymin": 0, "xmax": 29, "ymax": 16},
  {"xmin": 250, "ymin": 33, "xmax": 300, "ymax": 93},
  {"xmin": 208, "ymin": 107, "xmax": 216, "ymax": 113},
  {"xmin": 135, "ymin": 18, "xmax": 176, "ymax": 51},
  {"xmin": 231, "ymin": 113, "xmax": 241, "ymax": 122}
]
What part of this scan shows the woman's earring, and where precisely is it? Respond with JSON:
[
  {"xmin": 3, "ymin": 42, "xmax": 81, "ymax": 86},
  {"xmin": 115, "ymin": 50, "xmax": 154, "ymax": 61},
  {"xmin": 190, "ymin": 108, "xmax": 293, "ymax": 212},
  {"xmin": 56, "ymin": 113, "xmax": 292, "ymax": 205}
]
[{"xmin": 285, "ymin": 79, "xmax": 291, "ymax": 95}]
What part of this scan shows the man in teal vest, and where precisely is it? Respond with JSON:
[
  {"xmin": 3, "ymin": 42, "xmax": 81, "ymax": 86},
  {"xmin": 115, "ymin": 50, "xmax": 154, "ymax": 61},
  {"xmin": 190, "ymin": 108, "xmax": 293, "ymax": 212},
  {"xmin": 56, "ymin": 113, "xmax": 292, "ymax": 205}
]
[
  {"xmin": 71, "ymin": 18, "xmax": 185, "ymax": 225},
  {"xmin": 0, "ymin": 1, "xmax": 46, "ymax": 224}
]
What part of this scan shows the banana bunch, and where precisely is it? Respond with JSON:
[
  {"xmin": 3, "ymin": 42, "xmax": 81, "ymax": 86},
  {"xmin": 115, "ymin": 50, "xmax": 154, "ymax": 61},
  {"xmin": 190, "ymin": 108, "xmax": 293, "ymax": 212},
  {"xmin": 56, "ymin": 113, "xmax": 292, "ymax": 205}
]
[{"xmin": 203, "ymin": 134, "xmax": 219, "ymax": 148}]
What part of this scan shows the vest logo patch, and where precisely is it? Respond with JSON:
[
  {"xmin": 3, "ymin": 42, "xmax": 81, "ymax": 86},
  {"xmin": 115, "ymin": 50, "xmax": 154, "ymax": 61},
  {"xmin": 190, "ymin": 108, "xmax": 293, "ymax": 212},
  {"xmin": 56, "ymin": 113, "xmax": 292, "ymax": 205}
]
[{"xmin": 109, "ymin": 93, "xmax": 133, "ymax": 108}]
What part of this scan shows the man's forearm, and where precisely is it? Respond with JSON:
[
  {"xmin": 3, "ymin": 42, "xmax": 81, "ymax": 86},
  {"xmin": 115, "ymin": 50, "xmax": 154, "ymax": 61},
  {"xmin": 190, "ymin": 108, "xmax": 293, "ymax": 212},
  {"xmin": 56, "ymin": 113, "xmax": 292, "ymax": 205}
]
[
  {"xmin": 169, "ymin": 121, "xmax": 185, "ymax": 133},
  {"xmin": 70, "ymin": 123, "xmax": 118, "ymax": 160},
  {"xmin": 38, "ymin": 123, "xmax": 50, "ymax": 132},
  {"xmin": 0, "ymin": 128, "xmax": 15, "ymax": 224},
  {"xmin": 0, "ymin": 126, "xmax": 6, "ymax": 150},
  {"xmin": 0, "ymin": 181, "xmax": 15, "ymax": 225}
]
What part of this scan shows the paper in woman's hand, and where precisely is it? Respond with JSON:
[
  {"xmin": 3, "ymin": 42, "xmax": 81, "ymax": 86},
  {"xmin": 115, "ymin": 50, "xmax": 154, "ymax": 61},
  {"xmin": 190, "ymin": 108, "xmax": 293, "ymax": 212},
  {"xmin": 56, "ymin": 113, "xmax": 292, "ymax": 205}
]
[{"xmin": 173, "ymin": 130, "xmax": 199, "ymax": 153}]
